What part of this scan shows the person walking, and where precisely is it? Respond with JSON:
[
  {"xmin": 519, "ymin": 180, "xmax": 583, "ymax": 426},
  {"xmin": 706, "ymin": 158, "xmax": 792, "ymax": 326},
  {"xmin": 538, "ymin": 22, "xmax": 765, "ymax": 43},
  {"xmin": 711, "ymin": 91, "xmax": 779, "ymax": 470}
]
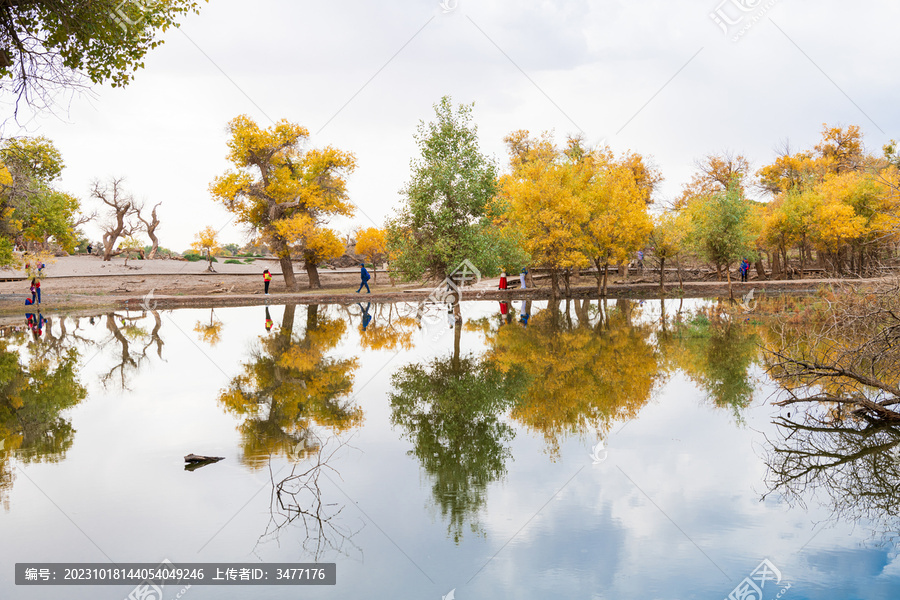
[
  {"xmin": 519, "ymin": 268, "xmax": 527, "ymax": 290},
  {"xmin": 739, "ymin": 259, "xmax": 749, "ymax": 283},
  {"xmin": 357, "ymin": 263, "xmax": 371, "ymax": 294},
  {"xmin": 263, "ymin": 269, "xmax": 272, "ymax": 295},
  {"xmin": 498, "ymin": 271, "xmax": 508, "ymax": 290}
]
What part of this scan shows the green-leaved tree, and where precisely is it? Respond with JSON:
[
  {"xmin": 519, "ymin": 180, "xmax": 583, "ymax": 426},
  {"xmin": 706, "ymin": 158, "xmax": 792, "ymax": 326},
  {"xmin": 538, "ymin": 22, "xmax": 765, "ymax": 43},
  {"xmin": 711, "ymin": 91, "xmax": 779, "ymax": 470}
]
[{"xmin": 387, "ymin": 96, "xmax": 525, "ymax": 282}]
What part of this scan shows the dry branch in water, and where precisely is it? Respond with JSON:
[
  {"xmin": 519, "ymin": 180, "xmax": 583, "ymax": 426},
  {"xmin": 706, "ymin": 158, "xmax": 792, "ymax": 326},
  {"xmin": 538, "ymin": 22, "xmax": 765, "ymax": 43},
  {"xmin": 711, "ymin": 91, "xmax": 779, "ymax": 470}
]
[{"xmin": 765, "ymin": 280, "xmax": 900, "ymax": 424}]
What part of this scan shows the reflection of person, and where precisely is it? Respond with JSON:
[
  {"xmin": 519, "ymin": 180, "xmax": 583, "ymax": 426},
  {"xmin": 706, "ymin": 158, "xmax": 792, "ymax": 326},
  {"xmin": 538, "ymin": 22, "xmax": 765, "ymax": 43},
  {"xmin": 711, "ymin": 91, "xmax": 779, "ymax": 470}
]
[
  {"xmin": 519, "ymin": 301, "xmax": 530, "ymax": 326},
  {"xmin": 499, "ymin": 271, "xmax": 507, "ymax": 290},
  {"xmin": 357, "ymin": 263, "xmax": 371, "ymax": 294},
  {"xmin": 265, "ymin": 306, "xmax": 273, "ymax": 332},
  {"xmin": 263, "ymin": 269, "xmax": 272, "ymax": 295},
  {"xmin": 499, "ymin": 301, "xmax": 512, "ymax": 325},
  {"xmin": 519, "ymin": 268, "xmax": 527, "ymax": 290},
  {"xmin": 25, "ymin": 313, "xmax": 45, "ymax": 340},
  {"xmin": 358, "ymin": 302, "xmax": 372, "ymax": 331}
]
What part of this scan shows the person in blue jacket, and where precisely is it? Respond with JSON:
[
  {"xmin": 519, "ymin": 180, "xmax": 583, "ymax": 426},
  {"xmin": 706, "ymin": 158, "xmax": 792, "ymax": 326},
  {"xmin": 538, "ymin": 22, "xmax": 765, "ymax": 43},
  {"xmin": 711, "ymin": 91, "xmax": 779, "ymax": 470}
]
[
  {"xmin": 739, "ymin": 258, "xmax": 750, "ymax": 282},
  {"xmin": 357, "ymin": 263, "xmax": 371, "ymax": 294}
]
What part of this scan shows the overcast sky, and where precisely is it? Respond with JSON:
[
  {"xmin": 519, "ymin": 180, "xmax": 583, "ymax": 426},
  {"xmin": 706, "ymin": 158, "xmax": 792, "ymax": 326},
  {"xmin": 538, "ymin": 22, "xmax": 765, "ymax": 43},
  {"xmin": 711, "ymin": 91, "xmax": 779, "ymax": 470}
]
[{"xmin": 7, "ymin": 0, "xmax": 898, "ymax": 251}]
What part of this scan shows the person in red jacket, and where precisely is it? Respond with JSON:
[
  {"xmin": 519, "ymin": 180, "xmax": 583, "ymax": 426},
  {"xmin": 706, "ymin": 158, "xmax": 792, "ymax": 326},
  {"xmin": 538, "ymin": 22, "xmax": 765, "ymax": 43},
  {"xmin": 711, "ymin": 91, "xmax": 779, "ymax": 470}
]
[
  {"xmin": 498, "ymin": 271, "xmax": 507, "ymax": 290},
  {"xmin": 263, "ymin": 269, "xmax": 272, "ymax": 295},
  {"xmin": 30, "ymin": 278, "xmax": 41, "ymax": 305}
]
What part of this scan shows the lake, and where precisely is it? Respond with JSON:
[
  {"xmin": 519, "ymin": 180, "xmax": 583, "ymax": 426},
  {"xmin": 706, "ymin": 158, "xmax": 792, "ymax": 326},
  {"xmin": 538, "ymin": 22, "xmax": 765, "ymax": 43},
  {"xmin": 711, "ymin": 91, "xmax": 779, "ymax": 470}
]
[{"xmin": 1, "ymin": 298, "xmax": 898, "ymax": 599}]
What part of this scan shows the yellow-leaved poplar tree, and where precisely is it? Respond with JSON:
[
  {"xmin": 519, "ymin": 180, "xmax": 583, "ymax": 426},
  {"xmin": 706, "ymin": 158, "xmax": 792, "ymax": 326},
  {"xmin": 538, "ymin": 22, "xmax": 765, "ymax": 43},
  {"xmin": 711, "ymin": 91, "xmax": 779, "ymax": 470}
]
[
  {"xmin": 211, "ymin": 115, "xmax": 356, "ymax": 290},
  {"xmin": 499, "ymin": 131, "xmax": 589, "ymax": 297},
  {"xmin": 578, "ymin": 145, "xmax": 653, "ymax": 296},
  {"xmin": 355, "ymin": 227, "xmax": 387, "ymax": 281},
  {"xmin": 192, "ymin": 226, "xmax": 223, "ymax": 272}
]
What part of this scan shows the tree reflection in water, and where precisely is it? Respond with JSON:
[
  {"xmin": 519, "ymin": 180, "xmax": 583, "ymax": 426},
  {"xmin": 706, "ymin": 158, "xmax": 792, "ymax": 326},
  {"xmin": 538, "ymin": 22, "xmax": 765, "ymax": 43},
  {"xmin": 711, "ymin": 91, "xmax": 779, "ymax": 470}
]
[
  {"xmin": 485, "ymin": 299, "xmax": 661, "ymax": 456},
  {"xmin": 390, "ymin": 303, "xmax": 528, "ymax": 542},
  {"xmin": 218, "ymin": 304, "xmax": 362, "ymax": 467},
  {"xmin": 257, "ymin": 437, "xmax": 362, "ymax": 562},
  {"xmin": 393, "ymin": 298, "xmax": 767, "ymax": 542},
  {"xmin": 98, "ymin": 310, "xmax": 165, "ymax": 389},
  {"xmin": 660, "ymin": 304, "xmax": 760, "ymax": 420},
  {"xmin": 762, "ymin": 286, "xmax": 900, "ymax": 541},
  {"xmin": 219, "ymin": 304, "xmax": 364, "ymax": 559},
  {"xmin": 0, "ymin": 330, "xmax": 87, "ymax": 510},
  {"xmin": 765, "ymin": 414, "xmax": 900, "ymax": 541}
]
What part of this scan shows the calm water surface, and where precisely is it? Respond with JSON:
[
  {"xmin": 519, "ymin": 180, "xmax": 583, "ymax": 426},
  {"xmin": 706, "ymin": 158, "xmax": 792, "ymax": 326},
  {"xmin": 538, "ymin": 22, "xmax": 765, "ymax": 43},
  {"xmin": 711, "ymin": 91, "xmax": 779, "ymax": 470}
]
[{"xmin": 1, "ymin": 299, "xmax": 898, "ymax": 599}]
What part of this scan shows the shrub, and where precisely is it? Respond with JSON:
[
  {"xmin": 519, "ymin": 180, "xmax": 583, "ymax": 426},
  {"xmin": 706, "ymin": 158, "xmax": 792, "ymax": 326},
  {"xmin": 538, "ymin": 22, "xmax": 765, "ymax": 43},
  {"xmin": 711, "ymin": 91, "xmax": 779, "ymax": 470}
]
[
  {"xmin": 224, "ymin": 259, "xmax": 241, "ymax": 264},
  {"xmin": 183, "ymin": 253, "xmax": 216, "ymax": 263}
]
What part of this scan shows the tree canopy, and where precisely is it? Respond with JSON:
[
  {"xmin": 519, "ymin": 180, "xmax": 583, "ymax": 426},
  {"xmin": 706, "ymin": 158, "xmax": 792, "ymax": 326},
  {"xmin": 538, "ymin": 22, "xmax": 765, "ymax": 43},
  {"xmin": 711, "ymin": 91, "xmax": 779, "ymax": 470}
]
[
  {"xmin": 0, "ymin": 0, "xmax": 207, "ymax": 112},
  {"xmin": 387, "ymin": 96, "xmax": 526, "ymax": 282},
  {"xmin": 0, "ymin": 136, "xmax": 85, "ymax": 261},
  {"xmin": 211, "ymin": 115, "xmax": 356, "ymax": 290}
]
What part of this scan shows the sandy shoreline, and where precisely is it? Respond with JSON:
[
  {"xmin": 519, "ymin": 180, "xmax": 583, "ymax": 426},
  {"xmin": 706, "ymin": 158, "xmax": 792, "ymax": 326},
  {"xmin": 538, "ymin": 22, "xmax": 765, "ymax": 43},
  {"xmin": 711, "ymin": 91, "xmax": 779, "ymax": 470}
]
[{"xmin": 0, "ymin": 255, "xmax": 881, "ymax": 319}]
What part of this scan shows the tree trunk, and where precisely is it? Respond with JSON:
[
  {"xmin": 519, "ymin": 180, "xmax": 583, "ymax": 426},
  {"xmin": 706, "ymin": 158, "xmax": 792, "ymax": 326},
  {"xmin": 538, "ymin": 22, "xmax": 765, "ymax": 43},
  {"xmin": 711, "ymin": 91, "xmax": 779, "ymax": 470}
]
[
  {"xmin": 659, "ymin": 256, "xmax": 666, "ymax": 293},
  {"xmin": 593, "ymin": 259, "xmax": 604, "ymax": 295},
  {"xmin": 675, "ymin": 255, "xmax": 684, "ymax": 289},
  {"xmin": 452, "ymin": 302, "xmax": 462, "ymax": 371},
  {"xmin": 602, "ymin": 262, "xmax": 609, "ymax": 297},
  {"xmin": 660, "ymin": 297, "xmax": 667, "ymax": 332},
  {"xmin": 550, "ymin": 270, "xmax": 560, "ymax": 299},
  {"xmin": 799, "ymin": 242, "xmax": 806, "ymax": 279},
  {"xmin": 575, "ymin": 298, "xmax": 589, "ymax": 324},
  {"xmin": 102, "ymin": 233, "xmax": 119, "ymax": 261},
  {"xmin": 305, "ymin": 260, "xmax": 321, "ymax": 289},
  {"xmin": 726, "ymin": 265, "xmax": 734, "ymax": 301},
  {"xmin": 147, "ymin": 232, "xmax": 159, "ymax": 260},
  {"xmin": 276, "ymin": 255, "xmax": 297, "ymax": 291},
  {"xmin": 300, "ymin": 304, "xmax": 311, "ymax": 333},
  {"xmin": 754, "ymin": 258, "xmax": 767, "ymax": 280}
]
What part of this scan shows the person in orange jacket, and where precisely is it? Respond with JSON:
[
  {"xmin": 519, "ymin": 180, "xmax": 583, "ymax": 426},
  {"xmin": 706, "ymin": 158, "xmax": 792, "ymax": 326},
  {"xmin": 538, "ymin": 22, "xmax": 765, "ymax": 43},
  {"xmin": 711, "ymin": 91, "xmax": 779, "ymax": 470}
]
[{"xmin": 263, "ymin": 269, "xmax": 272, "ymax": 295}]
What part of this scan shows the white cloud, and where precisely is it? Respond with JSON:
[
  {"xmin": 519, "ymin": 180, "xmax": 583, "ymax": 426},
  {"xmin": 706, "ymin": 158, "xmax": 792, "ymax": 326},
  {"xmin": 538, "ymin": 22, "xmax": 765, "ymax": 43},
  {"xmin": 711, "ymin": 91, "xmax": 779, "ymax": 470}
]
[{"xmin": 5, "ymin": 0, "xmax": 896, "ymax": 249}]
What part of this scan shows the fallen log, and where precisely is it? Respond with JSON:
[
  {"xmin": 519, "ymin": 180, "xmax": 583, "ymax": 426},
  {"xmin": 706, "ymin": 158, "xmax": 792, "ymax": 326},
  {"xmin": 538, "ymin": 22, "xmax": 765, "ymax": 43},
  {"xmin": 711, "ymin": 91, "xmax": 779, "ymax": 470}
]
[
  {"xmin": 184, "ymin": 454, "xmax": 225, "ymax": 471},
  {"xmin": 184, "ymin": 453, "xmax": 224, "ymax": 463}
]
